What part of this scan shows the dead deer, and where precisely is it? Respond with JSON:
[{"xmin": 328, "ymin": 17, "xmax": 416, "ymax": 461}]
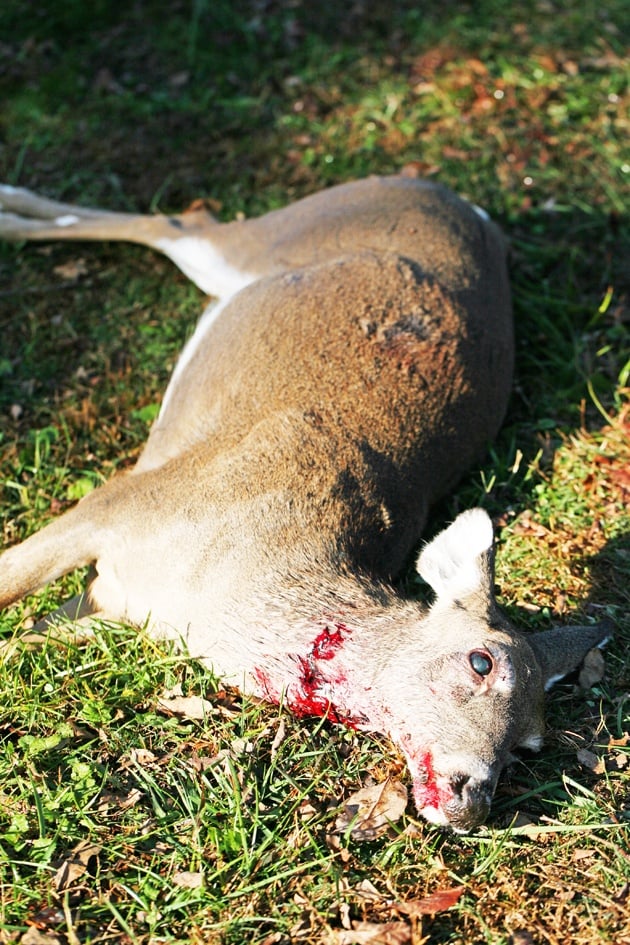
[{"xmin": 0, "ymin": 176, "xmax": 610, "ymax": 831}]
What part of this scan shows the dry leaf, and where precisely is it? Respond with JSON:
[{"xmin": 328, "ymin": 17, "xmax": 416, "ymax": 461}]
[
  {"xmin": 393, "ymin": 886, "xmax": 465, "ymax": 916},
  {"xmin": 129, "ymin": 747, "xmax": 157, "ymax": 765},
  {"xmin": 257, "ymin": 934, "xmax": 286, "ymax": 945},
  {"xmin": 572, "ymin": 848, "xmax": 595, "ymax": 862},
  {"xmin": 157, "ymin": 684, "xmax": 215, "ymax": 720},
  {"xmin": 608, "ymin": 733, "xmax": 629, "ymax": 749},
  {"xmin": 512, "ymin": 511, "xmax": 549, "ymax": 537},
  {"xmin": 53, "ymin": 258, "xmax": 88, "ymax": 280},
  {"xmin": 328, "ymin": 920, "xmax": 411, "ymax": 944},
  {"xmin": 20, "ymin": 931, "xmax": 63, "ymax": 945},
  {"xmin": 172, "ymin": 870, "xmax": 204, "ymax": 888},
  {"xmin": 578, "ymin": 648, "xmax": 605, "ymax": 689},
  {"xmin": 119, "ymin": 787, "xmax": 144, "ymax": 810},
  {"xmin": 270, "ymin": 717, "xmax": 286, "ymax": 756},
  {"xmin": 576, "ymin": 747, "xmax": 605, "ymax": 774},
  {"xmin": 190, "ymin": 754, "xmax": 218, "ymax": 772},
  {"xmin": 96, "ymin": 786, "xmax": 143, "ymax": 813},
  {"xmin": 509, "ymin": 812, "xmax": 538, "ymax": 830},
  {"xmin": 353, "ymin": 879, "xmax": 384, "ymax": 901},
  {"xmin": 334, "ymin": 779, "xmax": 408, "ymax": 840},
  {"xmin": 54, "ymin": 840, "xmax": 102, "ymax": 892}
]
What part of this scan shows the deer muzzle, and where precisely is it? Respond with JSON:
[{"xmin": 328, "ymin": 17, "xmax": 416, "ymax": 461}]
[{"xmin": 410, "ymin": 752, "xmax": 499, "ymax": 832}]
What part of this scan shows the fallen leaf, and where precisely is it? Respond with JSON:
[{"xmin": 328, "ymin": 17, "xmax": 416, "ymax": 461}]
[
  {"xmin": 555, "ymin": 887, "xmax": 576, "ymax": 903},
  {"xmin": 509, "ymin": 812, "xmax": 538, "ymax": 830},
  {"xmin": 353, "ymin": 879, "xmax": 384, "ymax": 901},
  {"xmin": 572, "ymin": 848, "xmax": 595, "ymax": 862},
  {"xmin": 172, "ymin": 870, "xmax": 203, "ymax": 888},
  {"xmin": 157, "ymin": 684, "xmax": 215, "ymax": 720},
  {"xmin": 328, "ymin": 920, "xmax": 411, "ymax": 944},
  {"xmin": 270, "ymin": 717, "xmax": 286, "ymax": 756},
  {"xmin": 393, "ymin": 886, "xmax": 465, "ymax": 916},
  {"xmin": 190, "ymin": 753, "xmax": 218, "ymax": 772},
  {"xmin": 339, "ymin": 901, "xmax": 353, "ymax": 930},
  {"xmin": 21, "ymin": 906, "xmax": 64, "ymax": 945},
  {"xmin": 54, "ymin": 840, "xmax": 102, "ymax": 892},
  {"xmin": 257, "ymin": 934, "xmax": 286, "ymax": 945},
  {"xmin": 92, "ymin": 67, "xmax": 123, "ymax": 94},
  {"xmin": 119, "ymin": 787, "xmax": 144, "ymax": 810},
  {"xmin": 96, "ymin": 786, "xmax": 143, "ymax": 813},
  {"xmin": 576, "ymin": 747, "xmax": 605, "ymax": 774},
  {"xmin": 129, "ymin": 747, "xmax": 157, "ymax": 765},
  {"xmin": 299, "ymin": 799, "xmax": 318, "ymax": 819},
  {"xmin": 578, "ymin": 648, "xmax": 605, "ymax": 689},
  {"xmin": 53, "ymin": 258, "xmax": 88, "ymax": 280},
  {"xmin": 608, "ymin": 733, "xmax": 629, "ymax": 748},
  {"xmin": 512, "ymin": 511, "xmax": 549, "ymax": 537},
  {"xmin": 230, "ymin": 737, "xmax": 254, "ymax": 756},
  {"xmin": 20, "ymin": 930, "xmax": 63, "ymax": 945},
  {"xmin": 400, "ymin": 161, "xmax": 440, "ymax": 178},
  {"xmin": 334, "ymin": 779, "xmax": 408, "ymax": 840},
  {"xmin": 410, "ymin": 46, "xmax": 458, "ymax": 79},
  {"xmin": 22, "ymin": 905, "xmax": 64, "ymax": 932},
  {"xmin": 168, "ymin": 70, "xmax": 190, "ymax": 88}
]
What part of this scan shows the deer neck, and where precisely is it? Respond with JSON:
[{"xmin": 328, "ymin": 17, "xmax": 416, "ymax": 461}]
[{"xmin": 246, "ymin": 571, "xmax": 420, "ymax": 736}]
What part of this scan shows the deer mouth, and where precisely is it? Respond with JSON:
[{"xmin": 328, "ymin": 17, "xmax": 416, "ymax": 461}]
[
  {"xmin": 407, "ymin": 747, "xmax": 497, "ymax": 831},
  {"xmin": 413, "ymin": 774, "xmax": 494, "ymax": 832}
]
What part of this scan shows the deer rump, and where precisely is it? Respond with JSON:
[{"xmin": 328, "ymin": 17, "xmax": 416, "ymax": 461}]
[{"xmin": 0, "ymin": 175, "xmax": 610, "ymax": 832}]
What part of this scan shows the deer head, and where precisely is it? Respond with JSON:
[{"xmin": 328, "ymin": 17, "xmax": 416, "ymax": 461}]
[{"xmin": 363, "ymin": 510, "xmax": 611, "ymax": 832}]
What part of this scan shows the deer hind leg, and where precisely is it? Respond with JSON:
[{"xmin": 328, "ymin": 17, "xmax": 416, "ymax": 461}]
[
  {"xmin": 0, "ymin": 184, "xmax": 257, "ymax": 297},
  {"xmin": 0, "ymin": 183, "xmax": 136, "ymax": 239}
]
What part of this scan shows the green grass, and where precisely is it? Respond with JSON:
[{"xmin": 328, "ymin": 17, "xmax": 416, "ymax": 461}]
[{"xmin": 0, "ymin": 1, "xmax": 629, "ymax": 942}]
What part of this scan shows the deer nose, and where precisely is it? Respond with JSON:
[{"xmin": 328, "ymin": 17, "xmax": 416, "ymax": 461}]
[{"xmin": 447, "ymin": 772, "xmax": 493, "ymax": 831}]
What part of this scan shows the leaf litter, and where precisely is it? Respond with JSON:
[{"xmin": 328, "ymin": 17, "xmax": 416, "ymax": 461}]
[
  {"xmin": 333, "ymin": 779, "xmax": 408, "ymax": 840},
  {"xmin": 53, "ymin": 840, "xmax": 102, "ymax": 894}
]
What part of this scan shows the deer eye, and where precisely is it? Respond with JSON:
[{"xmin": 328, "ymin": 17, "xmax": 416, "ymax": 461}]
[{"xmin": 469, "ymin": 650, "xmax": 493, "ymax": 677}]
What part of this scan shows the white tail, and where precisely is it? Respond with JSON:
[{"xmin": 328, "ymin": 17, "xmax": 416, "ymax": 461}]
[{"xmin": 0, "ymin": 175, "xmax": 610, "ymax": 831}]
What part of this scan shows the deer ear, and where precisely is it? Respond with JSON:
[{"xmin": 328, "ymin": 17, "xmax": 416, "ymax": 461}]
[
  {"xmin": 416, "ymin": 509, "xmax": 495, "ymax": 604},
  {"xmin": 528, "ymin": 620, "xmax": 613, "ymax": 690}
]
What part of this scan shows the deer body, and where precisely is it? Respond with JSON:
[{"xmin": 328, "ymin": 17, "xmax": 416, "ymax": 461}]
[{"xmin": 0, "ymin": 176, "xmax": 609, "ymax": 831}]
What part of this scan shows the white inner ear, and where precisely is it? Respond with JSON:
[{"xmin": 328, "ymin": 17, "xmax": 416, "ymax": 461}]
[{"xmin": 416, "ymin": 508, "xmax": 494, "ymax": 602}]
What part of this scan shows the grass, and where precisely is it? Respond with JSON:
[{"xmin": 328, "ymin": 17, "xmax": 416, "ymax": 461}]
[{"xmin": 0, "ymin": 0, "xmax": 629, "ymax": 942}]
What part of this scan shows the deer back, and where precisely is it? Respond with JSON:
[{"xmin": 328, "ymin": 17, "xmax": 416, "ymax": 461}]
[{"xmin": 138, "ymin": 177, "xmax": 513, "ymax": 578}]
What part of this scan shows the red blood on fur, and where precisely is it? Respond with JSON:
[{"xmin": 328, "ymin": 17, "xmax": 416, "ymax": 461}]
[
  {"xmin": 311, "ymin": 623, "xmax": 350, "ymax": 660},
  {"xmin": 253, "ymin": 666, "xmax": 277, "ymax": 701},
  {"xmin": 414, "ymin": 751, "xmax": 440, "ymax": 808},
  {"xmin": 417, "ymin": 750, "xmax": 441, "ymax": 808},
  {"xmin": 289, "ymin": 658, "xmax": 341, "ymax": 720},
  {"xmin": 401, "ymin": 737, "xmax": 443, "ymax": 810},
  {"xmin": 253, "ymin": 623, "xmax": 365, "ymax": 728}
]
